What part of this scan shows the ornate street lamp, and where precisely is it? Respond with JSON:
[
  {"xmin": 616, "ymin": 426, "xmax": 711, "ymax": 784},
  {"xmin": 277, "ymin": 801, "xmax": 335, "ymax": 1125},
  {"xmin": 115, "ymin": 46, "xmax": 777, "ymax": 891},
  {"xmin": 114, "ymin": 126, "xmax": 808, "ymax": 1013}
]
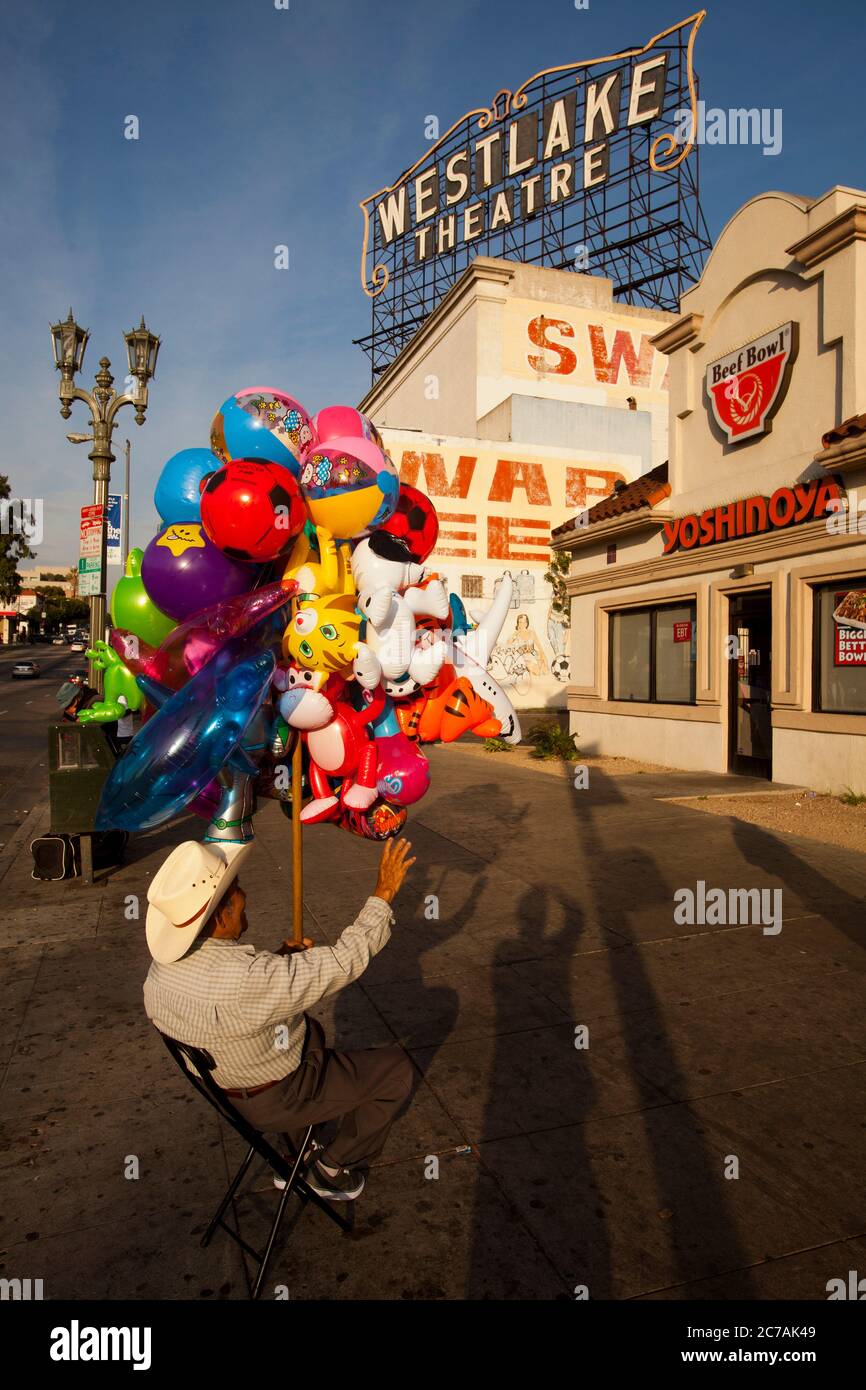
[{"xmin": 50, "ymin": 308, "xmax": 160, "ymax": 691}]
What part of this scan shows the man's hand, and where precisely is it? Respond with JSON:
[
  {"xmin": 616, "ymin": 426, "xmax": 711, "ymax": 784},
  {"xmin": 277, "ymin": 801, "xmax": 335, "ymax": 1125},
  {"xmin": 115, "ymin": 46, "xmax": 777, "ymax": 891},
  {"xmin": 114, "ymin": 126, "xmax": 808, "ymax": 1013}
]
[{"xmin": 373, "ymin": 837, "xmax": 415, "ymax": 904}]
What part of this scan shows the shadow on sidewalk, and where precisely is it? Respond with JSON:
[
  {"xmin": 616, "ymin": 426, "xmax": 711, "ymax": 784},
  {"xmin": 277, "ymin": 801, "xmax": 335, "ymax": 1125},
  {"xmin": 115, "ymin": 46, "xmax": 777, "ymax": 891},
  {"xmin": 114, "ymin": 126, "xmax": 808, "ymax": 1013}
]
[{"xmin": 463, "ymin": 764, "xmax": 756, "ymax": 1299}]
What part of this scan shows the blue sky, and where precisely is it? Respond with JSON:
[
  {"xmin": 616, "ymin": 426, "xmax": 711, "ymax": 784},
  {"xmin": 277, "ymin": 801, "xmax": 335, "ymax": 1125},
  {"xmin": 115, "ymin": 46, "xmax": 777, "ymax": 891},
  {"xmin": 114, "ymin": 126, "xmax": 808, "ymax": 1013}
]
[{"xmin": 2, "ymin": 0, "xmax": 864, "ymax": 564}]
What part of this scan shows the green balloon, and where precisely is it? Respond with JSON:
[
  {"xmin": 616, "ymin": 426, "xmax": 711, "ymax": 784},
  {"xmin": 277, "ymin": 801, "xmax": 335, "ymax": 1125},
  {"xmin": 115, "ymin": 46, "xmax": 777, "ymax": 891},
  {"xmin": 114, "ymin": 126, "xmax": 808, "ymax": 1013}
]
[{"xmin": 109, "ymin": 548, "xmax": 176, "ymax": 648}]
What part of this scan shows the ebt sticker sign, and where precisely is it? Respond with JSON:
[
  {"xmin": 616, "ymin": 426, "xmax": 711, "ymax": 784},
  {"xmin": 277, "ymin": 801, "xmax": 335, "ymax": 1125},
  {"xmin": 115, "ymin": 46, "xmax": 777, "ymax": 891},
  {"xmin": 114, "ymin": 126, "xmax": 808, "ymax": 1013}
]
[{"xmin": 706, "ymin": 322, "xmax": 795, "ymax": 443}]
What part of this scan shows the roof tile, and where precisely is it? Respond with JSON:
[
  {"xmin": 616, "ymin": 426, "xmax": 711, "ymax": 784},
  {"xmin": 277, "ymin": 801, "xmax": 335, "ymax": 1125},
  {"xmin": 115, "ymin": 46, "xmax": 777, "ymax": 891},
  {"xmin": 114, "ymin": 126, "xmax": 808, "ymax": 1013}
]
[
  {"xmin": 552, "ymin": 462, "xmax": 669, "ymax": 537},
  {"xmin": 822, "ymin": 413, "xmax": 866, "ymax": 448}
]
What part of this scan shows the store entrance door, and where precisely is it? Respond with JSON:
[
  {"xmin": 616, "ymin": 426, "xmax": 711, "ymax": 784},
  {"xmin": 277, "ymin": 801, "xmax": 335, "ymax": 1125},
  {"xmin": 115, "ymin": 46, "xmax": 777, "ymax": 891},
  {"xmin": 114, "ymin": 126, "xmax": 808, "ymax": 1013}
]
[{"xmin": 728, "ymin": 590, "xmax": 772, "ymax": 778}]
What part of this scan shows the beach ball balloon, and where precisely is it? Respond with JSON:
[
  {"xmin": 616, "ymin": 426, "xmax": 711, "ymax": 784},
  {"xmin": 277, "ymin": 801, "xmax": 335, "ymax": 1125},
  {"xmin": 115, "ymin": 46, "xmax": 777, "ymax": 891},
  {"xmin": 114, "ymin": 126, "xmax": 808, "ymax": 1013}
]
[
  {"xmin": 201, "ymin": 459, "xmax": 307, "ymax": 562},
  {"xmin": 154, "ymin": 448, "xmax": 220, "ymax": 526},
  {"xmin": 141, "ymin": 523, "xmax": 251, "ymax": 622},
  {"xmin": 210, "ymin": 388, "xmax": 312, "ymax": 474},
  {"xmin": 299, "ymin": 436, "xmax": 398, "ymax": 539},
  {"xmin": 377, "ymin": 482, "xmax": 439, "ymax": 561},
  {"xmin": 310, "ymin": 405, "xmax": 383, "ymax": 451}
]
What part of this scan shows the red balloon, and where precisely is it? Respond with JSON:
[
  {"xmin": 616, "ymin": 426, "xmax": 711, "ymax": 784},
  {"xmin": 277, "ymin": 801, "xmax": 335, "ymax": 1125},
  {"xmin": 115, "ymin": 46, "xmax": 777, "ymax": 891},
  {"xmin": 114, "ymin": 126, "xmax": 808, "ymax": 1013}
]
[
  {"xmin": 200, "ymin": 458, "xmax": 306, "ymax": 562},
  {"xmin": 376, "ymin": 482, "xmax": 439, "ymax": 561}
]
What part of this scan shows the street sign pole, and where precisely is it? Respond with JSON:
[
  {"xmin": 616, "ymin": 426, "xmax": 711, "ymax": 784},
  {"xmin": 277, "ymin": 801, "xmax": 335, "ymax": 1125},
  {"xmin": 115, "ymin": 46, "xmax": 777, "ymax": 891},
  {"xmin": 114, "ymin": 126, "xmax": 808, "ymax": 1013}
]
[{"xmin": 79, "ymin": 502, "xmax": 106, "ymax": 690}]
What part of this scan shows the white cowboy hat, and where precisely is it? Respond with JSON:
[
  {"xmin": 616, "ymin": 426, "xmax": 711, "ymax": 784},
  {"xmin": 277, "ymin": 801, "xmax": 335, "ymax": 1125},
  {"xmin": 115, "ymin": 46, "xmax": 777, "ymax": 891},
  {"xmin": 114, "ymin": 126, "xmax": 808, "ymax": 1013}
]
[{"xmin": 146, "ymin": 840, "xmax": 253, "ymax": 964}]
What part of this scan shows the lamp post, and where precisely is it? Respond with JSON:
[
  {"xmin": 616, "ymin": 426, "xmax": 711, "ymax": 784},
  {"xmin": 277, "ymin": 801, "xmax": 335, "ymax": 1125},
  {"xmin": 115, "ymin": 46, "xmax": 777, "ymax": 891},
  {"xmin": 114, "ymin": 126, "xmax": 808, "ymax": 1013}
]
[
  {"xmin": 50, "ymin": 310, "xmax": 160, "ymax": 692},
  {"xmin": 122, "ymin": 438, "xmax": 131, "ymax": 572}
]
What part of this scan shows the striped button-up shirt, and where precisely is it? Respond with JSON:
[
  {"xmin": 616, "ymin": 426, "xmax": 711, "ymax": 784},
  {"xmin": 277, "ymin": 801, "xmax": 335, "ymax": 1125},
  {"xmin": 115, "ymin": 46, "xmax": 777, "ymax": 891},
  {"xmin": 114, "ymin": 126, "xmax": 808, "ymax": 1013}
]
[{"xmin": 143, "ymin": 895, "xmax": 394, "ymax": 1087}]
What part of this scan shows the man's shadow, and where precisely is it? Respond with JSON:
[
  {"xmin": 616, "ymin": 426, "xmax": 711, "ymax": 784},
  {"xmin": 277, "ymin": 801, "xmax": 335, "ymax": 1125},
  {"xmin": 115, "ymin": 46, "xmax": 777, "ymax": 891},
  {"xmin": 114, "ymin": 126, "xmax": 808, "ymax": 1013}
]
[{"xmin": 463, "ymin": 763, "xmax": 756, "ymax": 1299}]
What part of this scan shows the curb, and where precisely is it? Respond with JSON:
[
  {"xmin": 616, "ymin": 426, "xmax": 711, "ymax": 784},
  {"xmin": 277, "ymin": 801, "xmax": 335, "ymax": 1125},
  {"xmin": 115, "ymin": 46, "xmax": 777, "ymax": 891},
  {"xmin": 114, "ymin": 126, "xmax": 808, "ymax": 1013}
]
[
  {"xmin": 661, "ymin": 786, "xmax": 809, "ymax": 803},
  {"xmin": 0, "ymin": 796, "xmax": 50, "ymax": 887}
]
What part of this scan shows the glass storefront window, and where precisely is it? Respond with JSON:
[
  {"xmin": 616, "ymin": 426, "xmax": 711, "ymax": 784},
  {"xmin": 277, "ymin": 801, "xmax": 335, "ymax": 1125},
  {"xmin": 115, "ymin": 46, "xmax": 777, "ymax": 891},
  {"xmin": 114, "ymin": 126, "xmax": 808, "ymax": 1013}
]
[
  {"xmin": 814, "ymin": 579, "xmax": 866, "ymax": 714},
  {"xmin": 656, "ymin": 603, "xmax": 697, "ymax": 703},
  {"xmin": 610, "ymin": 609, "xmax": 651, "ymax": 701},
  {"xmin": 610, "ymin": 601, "xmax": 697, "ymax": 704}
]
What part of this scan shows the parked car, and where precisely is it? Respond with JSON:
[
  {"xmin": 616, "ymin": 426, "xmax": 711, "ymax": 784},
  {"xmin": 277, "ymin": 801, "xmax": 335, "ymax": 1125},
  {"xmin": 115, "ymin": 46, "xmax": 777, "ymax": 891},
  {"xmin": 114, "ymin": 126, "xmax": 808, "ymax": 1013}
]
[
  {"xmin": 12, "ymin": 660, "xmax": 40, "ymax": 679},
  {"xmin": 52, "ymin": 636, "xmax": 65, "ymax": 645}
]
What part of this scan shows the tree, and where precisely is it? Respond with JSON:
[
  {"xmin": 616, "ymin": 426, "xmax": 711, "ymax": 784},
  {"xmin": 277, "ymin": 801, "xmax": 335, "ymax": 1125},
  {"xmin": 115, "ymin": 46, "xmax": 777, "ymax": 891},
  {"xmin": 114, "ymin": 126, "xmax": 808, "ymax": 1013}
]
[
  {"xmin": 545, "ymin": 549, "xmax": 571, "ymax": 625},
  {"xmin": 35, "ymin": 595, "xmax": 88, "ymax": 632},
  {"xmin": 0, "ymin": 474, "xmax": 36, "ymax": 604}
]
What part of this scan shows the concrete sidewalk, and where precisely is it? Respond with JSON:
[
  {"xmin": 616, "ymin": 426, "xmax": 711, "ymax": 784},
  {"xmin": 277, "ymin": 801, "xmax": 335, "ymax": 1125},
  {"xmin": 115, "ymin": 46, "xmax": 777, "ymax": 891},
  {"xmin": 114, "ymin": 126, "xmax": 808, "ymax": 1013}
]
[{"xmin": 1, "ymin": 746, "xmax": 865, "ymax": 1300}]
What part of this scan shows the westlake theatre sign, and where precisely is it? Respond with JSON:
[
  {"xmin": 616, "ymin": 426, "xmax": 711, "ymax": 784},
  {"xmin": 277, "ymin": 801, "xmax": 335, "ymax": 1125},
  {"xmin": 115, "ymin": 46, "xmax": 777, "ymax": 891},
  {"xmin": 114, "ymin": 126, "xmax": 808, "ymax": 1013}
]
[
  {"xmin": 375, "ymin": 62, "xmax": 667, "ymax": 262},
  {"xmin": 356, "ymin": 12, "xmax": 711, "ymax": 378},
  {"xmin": 662, "ymin": 478, "xmax": 844, "ymax": 554}
]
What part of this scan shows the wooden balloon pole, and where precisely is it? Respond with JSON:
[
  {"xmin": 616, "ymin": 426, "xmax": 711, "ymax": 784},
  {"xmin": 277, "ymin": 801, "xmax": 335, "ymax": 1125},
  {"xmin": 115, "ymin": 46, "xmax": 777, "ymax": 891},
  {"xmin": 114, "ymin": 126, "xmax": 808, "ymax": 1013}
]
[
  {"xmin": 280, "ymin": 579, "xmax": 309, "ymax": 954},
  {"xmin": 290, "ymin": 734, "xmax": 305, "ymax": 947}
]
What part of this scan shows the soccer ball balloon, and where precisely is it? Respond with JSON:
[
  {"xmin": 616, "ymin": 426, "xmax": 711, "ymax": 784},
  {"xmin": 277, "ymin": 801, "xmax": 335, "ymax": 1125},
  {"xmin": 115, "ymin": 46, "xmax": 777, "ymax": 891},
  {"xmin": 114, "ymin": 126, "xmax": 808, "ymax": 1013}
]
[
  {"xmin": 210, "ymin": 388, "xmax": 312, "ymax": 474},
  {"xmin": 377, "ymin": 482, "xmax": 439, "ymax": 561},
  {"xmin": 201, "ymin": 459, "xmax": 307, "ymax": 562}
]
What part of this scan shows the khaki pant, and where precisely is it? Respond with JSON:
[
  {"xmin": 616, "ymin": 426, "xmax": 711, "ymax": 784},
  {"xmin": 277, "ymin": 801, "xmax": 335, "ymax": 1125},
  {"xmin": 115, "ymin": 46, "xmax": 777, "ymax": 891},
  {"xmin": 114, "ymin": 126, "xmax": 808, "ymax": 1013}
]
[{"xmin": 232, "ymin": 1018, "xmax": 414, "ymax": 1170}]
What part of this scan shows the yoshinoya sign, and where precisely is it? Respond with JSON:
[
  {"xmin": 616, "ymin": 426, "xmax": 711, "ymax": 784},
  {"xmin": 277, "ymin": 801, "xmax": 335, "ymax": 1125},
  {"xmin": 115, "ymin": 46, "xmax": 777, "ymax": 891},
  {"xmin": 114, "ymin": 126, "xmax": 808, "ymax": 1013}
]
[
  {"xmin": 706, "ymin": 322, "xmax": 796, "ymax": 443},
  {"xmin": 357, "ymin": 13, "xmax": 711, "ymax": 376},
  {"xmin": 662, "ymin": 477, "xmax": 843, "ymax": 553}
]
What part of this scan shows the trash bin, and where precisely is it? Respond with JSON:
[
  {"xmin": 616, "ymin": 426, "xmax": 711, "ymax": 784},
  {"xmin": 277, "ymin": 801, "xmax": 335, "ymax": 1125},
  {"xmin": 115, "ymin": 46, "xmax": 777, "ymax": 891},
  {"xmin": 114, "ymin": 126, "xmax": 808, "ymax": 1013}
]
[{"xmin": 47, "ymin": 723, "xmax": 117, "ymax": 883}]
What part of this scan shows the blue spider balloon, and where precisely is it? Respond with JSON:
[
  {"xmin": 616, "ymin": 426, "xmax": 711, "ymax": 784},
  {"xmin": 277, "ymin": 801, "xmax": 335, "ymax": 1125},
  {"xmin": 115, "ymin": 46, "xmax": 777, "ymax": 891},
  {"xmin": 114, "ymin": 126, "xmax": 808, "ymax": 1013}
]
[{"xmin": 95, "ymin": 643, "xmax": 275, "ymax": 832}]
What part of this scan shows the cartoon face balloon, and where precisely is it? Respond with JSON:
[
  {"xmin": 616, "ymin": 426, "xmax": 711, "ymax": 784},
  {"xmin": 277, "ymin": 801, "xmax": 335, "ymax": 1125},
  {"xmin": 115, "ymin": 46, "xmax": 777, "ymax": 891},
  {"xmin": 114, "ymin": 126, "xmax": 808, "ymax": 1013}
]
[
  {"xmin": 299, "ymin": 437, "xmax": 398, "ymax": 539},
  {"xmin": 140, "ymin": 523, "xmax": 251, "ymax": 622},
  {"xmin": 210, "ymin": 388, "xmax": 312, "ymax": 474}
]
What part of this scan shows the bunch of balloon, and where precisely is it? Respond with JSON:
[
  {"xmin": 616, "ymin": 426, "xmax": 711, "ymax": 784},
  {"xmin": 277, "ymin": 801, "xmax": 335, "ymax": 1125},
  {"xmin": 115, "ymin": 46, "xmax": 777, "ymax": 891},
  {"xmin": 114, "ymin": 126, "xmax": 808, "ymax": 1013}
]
[{"xmin": 97, "ymin": 389, "xmax": 522, "ymax": 955}]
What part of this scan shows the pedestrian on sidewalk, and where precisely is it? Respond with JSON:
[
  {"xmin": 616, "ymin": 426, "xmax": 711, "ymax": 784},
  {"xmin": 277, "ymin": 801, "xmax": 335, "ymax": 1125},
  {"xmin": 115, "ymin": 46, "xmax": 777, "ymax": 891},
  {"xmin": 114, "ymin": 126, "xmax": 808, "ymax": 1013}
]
[
  {"xmin": 54, "ymin": 680, "xmax": 120, "ymax": 752},
  {"xmin": 143, "ymin": 836, "xmax": 416, "ymax": 1202}
]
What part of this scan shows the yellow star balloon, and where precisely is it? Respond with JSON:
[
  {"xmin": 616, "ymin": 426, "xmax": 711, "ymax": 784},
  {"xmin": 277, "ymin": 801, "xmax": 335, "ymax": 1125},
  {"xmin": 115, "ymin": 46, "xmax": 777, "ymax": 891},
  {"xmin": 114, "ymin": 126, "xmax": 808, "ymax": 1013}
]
[{"xmin": 157, "ymin": 524, "xmax": 207, "ymax": 557}]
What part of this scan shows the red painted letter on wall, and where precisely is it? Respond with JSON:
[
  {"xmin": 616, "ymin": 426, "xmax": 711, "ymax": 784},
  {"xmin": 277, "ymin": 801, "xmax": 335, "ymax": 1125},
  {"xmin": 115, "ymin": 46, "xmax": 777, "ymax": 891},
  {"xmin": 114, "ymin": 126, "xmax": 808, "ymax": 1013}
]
[
  {"xmin": 487, "ymin": 515, "xmax": 551, "ymax": 562},
  {"xmin": 527, "ymin": 316, "xmax": 577, "ymax": 375},
  {"xmin": 565, "ymin": 467, "xmax": 626, "ymax": 508},
  {"xmin": 588, "ymin": 325, "xmax": 655, "ymax": 387},
  {"xmin": 398, "ymin": 451, "xmax": 477, "ymax": 498},
  {"xmin": 488, "ymin": 459, "xmax": 551, "ymax": 505}
]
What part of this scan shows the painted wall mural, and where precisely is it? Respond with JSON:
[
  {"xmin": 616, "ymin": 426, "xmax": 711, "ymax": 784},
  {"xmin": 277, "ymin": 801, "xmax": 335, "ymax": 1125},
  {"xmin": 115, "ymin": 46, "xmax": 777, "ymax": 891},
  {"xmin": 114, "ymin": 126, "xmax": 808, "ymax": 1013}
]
[{"xmin": 381, "ymin": 432, "xmax": 638, "ymax": 707}]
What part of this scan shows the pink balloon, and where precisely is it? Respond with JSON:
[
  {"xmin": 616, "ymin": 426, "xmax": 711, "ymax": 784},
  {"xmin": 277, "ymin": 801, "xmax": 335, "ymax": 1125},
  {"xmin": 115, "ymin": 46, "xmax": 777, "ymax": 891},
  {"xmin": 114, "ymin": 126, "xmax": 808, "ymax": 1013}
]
[
  {"xmin": 311, "ymin": 406, "xmax": 382, "ymax": 449},
  {"xmin": 141, "ymin": 581, "xmax": 297, "ymax": 691}
]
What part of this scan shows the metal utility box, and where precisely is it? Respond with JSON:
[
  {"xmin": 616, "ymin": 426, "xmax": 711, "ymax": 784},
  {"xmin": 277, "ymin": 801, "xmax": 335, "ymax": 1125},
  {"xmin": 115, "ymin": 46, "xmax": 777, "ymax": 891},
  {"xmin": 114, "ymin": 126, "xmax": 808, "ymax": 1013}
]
[{"xmin": 48, "ymin": 722, "xmax": 115, "ymax": 835}]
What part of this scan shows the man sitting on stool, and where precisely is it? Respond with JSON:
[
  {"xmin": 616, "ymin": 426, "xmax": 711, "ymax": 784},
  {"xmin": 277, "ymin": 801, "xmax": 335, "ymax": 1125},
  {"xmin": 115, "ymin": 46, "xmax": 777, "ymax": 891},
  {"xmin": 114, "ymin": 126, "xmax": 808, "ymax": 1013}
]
[{"xmin": 143, "ymin": 836, "xmax": 415, "ymax": 1202}]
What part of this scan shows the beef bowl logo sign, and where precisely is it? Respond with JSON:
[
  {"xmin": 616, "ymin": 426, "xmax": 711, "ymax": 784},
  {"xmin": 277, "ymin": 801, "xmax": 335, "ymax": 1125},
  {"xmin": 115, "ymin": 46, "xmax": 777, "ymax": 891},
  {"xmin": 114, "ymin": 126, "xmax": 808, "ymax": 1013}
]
[{"xmin": 706, "ymin": 322, "xmax": 796, "ymax": 444}]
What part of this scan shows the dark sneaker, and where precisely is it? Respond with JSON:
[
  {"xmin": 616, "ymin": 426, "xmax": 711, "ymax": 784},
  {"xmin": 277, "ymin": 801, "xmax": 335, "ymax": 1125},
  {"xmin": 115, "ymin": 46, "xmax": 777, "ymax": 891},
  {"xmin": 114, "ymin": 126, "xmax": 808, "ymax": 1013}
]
[
  {"xmin": 272, "ymin": 1137, "xmax": 323, "ymax": 1191},
  {"xmin": 305, "ymin": 1160, "xmax": 366, "ymax": 1201}
]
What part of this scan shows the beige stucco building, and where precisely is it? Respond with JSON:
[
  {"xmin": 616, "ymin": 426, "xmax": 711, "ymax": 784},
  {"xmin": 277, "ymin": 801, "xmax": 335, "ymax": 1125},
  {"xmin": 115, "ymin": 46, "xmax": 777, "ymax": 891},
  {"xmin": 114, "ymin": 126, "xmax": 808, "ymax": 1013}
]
[
  {"xmin": 361, "ymin": 256, "xmax": 673, "ymax": 707},
  {"xmin": 554, "ymin": 187, "xmax": 866, "ymax": 794}
]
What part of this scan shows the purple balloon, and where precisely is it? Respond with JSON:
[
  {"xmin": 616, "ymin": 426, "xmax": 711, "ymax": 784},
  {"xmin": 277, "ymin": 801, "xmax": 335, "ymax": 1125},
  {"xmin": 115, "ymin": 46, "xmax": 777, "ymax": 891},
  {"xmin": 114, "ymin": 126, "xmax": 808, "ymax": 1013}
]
[{"xmin": 141, "ymin": 522, "xmax": 250, "ymax": 621}]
